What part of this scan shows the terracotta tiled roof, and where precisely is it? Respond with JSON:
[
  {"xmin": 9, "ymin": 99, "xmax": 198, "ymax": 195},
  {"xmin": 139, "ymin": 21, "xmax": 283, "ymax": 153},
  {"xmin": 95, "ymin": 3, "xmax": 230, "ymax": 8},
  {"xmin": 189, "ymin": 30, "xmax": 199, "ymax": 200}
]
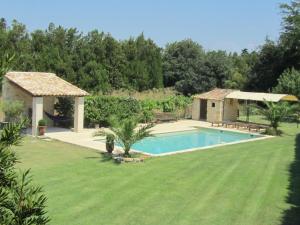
[
  {"xmin": 5, "ymin": 72, "xmax": 89, "ymax": 97},
  {"xmin": 193, "ymin": 88, "xmax": 236, "ymax": 100}
]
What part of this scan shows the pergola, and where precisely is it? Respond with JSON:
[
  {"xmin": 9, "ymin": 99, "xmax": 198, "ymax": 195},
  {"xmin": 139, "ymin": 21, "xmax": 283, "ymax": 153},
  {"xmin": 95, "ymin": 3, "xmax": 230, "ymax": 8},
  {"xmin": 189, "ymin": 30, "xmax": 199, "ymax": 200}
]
[{"xmin": 2, "ymin": 72, "xmax": 89, "ymax": 136}]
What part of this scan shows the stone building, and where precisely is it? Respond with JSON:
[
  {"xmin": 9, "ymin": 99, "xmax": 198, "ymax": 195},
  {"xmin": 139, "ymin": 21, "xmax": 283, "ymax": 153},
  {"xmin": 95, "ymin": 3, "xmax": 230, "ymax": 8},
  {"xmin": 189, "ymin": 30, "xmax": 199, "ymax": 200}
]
[{"xmin": 1, "ymin": 72, "xmax": 89, "ymax": 135}]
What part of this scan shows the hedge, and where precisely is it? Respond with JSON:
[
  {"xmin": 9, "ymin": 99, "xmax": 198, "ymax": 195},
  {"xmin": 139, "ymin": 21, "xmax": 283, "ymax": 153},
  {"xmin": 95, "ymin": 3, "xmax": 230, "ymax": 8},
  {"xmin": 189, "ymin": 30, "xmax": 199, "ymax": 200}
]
[{"xmin": 84, "ymin": 95, "xmax": 192, "ymax": 127}]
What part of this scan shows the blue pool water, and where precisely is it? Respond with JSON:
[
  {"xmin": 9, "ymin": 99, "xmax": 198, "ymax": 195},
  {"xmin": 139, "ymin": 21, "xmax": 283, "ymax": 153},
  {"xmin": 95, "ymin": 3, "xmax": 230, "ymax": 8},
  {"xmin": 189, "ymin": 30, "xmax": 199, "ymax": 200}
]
[{"xmin": 129, "ymin": 128, "xmax": 261, "ymax": 155}]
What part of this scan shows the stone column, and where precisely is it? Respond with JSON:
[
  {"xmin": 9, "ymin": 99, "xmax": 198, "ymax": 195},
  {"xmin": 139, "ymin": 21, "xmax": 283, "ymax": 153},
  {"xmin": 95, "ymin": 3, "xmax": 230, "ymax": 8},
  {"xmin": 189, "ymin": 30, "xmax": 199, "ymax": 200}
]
[
  {"xmin": 32, "ymin": 97, "xmax": 43, "ymax": 136},
  {"xmin": 74, "ymin": 97, "xmax": 84, "ymax": 132}
]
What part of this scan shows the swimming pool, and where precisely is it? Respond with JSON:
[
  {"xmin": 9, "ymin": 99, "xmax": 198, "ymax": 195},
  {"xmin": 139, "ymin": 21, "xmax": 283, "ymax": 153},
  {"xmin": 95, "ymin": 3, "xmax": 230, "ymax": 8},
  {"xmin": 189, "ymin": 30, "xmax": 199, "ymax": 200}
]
[{"xmin": 129, "ymin": 128, "xmax": 262, "ymax": 155}]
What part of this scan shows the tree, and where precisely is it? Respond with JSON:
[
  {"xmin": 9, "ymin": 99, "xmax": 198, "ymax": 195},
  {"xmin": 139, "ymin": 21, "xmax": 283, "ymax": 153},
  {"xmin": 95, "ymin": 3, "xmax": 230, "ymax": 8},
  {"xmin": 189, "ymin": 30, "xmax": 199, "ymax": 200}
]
[
  {"xmin": 0, "ymin": 120, "xmax": 49, "ymax": 224},
  {"xmin": 246, "ymin": 39, "xmax": 284, "ymax": 91},
  {"xmin": 94, "ymin": 117, "xmax": 153, "ymax": 156},
  {"xmin": 280, "ymin": 0, "xmax": 300, "ymax": 70},
  {"xmin": 257, "ymin": 101, "xmax": 291, "ymax": 134},
  {"xmin": 273, "ymin": 68, "xmax": 300, "ymax": 98},
  {"xmin": 0, "ymin": 53, "xmax": 14, "ymax": 83},
  {"xmin": 163, "ymin": 39, "xmax": 205, "ymax": 87}
]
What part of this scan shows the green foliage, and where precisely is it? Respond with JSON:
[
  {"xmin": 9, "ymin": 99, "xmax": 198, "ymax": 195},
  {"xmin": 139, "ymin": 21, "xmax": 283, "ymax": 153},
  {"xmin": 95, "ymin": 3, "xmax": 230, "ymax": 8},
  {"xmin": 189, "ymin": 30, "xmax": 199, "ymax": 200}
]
[
  {"xmin": 280, "ymin": 1, "xmax": 300, "ymax": 70},
  {"xmin": 95, "ymin": 117, "xmax": 153, "ymax": 156},
  {"xmin": 2, "ymin": 100, "xmax": 24, "ymax": 123},
  {"xmin": 38, "ymin": 119, "xmax": 47, "ymax": 127},
  {"xmin": 1, "ymin": 1, "xmax": 300, "ymax": 97},
  {"xmin": 0, "ymin": 120, "xmax": 27, "ymax": 149},
  {"xmin": 263, "ymin": 127, "xmax": 283, "ymax": 136},
  {"xmin": 139, "ymin": 109, "xmax": 155, "ymax": 123},
  {"xmin": 0, "ymin": 20, "xmax": 163, "ymax": 93},
  {"xmin": 163, "ymin": 40, "xmax": 243, "ymax": 95},
  {"xmin": 0, "ymin": 120, "xmax": 49, "ymax": 224},
  {"xmin": 140, "ymin": 95, "xmax": 192, "ymax": 112},
  {"xmin": 1, "ymin": 170, "xmax": 49, "ymax": 225},
  {"xmin": 0, "ymin": 53, "xmax": 14, "ymax": 88},
  {"xmin": 273, "ymin": 68, "xmax": 300, "ymax": 98},
  {"xmin": 246, "ymin": 39, "xmax": 283, "ymax": 91},
  {"xmin": 84, "ymin": 95, "xmax": 191, "ymax": 127},
  {"xmin": 84, "ymin": 96, "xmax": 141, "ymax": 126},
  {"xmin": 105, "ymin": 134, "xmax": 115, "ymax": 154},
  {"xmin": 257, "ymin": 101, "xmax": 292, "ymax": 133},
  {"xmin": 54, "ymin": 97, "xmax": 74, "ymax": 117}
]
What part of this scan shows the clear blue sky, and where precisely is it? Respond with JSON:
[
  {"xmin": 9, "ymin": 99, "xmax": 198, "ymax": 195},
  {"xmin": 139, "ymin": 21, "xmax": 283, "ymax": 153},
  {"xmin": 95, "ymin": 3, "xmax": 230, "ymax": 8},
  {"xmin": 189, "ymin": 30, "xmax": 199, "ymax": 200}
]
[{"xmin": 1, "ymin": 0, "xmax": 289, "ymax": 52}]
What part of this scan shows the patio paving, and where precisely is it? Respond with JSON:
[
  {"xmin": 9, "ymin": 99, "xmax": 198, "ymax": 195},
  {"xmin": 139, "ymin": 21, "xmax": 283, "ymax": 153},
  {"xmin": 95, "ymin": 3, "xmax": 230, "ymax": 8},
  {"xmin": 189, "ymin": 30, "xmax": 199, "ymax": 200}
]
[{"xmin": 43, "ymin": 120, "xmax": 269, "ymax": 155}]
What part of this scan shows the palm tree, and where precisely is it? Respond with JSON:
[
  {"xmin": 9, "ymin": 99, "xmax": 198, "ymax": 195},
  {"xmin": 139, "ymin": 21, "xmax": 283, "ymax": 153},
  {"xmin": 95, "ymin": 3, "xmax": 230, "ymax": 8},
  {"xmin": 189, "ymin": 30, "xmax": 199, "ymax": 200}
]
[
  {"xmin": 257, "ymin": 101, "xmax": 292, "ymax": 133},
  {"xmin": 95, "ymin": 117, "xmax": 154, "ymax": 156}
]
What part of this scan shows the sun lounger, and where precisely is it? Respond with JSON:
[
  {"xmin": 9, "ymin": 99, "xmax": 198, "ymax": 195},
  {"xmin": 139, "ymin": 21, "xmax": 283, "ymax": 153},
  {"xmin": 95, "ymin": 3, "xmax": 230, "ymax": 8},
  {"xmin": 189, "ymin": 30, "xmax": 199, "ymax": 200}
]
[
  {"xmin": 211, "ymin": 121, "xmax": 223, "ymax": 127},
  {"xmin": 222, "ymin": 121, "xmax": 236, "ymax": 128},
  {"xmin": 235, "ymin": 122, "xmax": 249, "ymax": 129},
  {"xmin": 248, "ymin": 124, "xmax": 269, "ymax": 132},
  {"xmin": 154, "ymin": 112, "xmax": 177, "ymax": 123}
]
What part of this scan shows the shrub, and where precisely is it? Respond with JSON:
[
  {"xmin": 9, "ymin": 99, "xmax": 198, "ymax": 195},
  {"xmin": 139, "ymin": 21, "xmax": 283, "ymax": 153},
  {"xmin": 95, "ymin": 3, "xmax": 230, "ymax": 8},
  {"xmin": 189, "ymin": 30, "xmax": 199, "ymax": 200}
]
[
  {"xmin": 38, "ymin": 119, "xmax": 47, "ymax": 126},
  {"xmin": 257, "ymin": 101, "xmax": 292, "ymax": 133},
  {"xmin": 106, "ymin": 134, "xmax": 115, "ymax": 153},
  {"xmin": 84, "ymin": 96, "xmax": 141, "ymax": 127},
  {"xmin": 140, "ymin": 109, "xmax": 155, "ymax": 123},
  {"xmin": 84, "ymin": 95, "xmax": 192, "ymax": 127},
  {"xmin": 54, "ymin": 97, "xmax": 74, "ymax": 117},
  {"xmin": 274, "ymin": 68, "xmax": 300, "ymax": 99},
  {"xmin": 264, "ymin": 127, "xmax": 283, "ymax": 136},
  {"xmin": 2, "ymin": 100, "xmax": 24, "ymax": 122}
]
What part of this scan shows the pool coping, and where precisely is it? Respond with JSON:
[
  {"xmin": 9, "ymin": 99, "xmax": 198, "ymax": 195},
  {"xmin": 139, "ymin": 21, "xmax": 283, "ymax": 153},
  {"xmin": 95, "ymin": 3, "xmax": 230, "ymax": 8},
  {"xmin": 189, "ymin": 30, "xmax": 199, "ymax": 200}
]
[{"xmin": 100, "ymin": 126, "xmax": 274, "ymax": 157}]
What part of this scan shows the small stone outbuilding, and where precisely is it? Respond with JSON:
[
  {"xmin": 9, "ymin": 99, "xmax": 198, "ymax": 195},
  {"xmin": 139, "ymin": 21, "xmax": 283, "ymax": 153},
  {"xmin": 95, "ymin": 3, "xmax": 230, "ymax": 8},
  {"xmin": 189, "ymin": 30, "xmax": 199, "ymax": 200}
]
[
  {"xmin": 192, "ymin": 88, "xmax": 298, "ymax": 122},
  {"xmin": 192, "ymin": 89, "xmax": 238, "ymax": 122},
  {"xmin": 2, "ymin": 72, "xmax": 89, "ymax": 135}
]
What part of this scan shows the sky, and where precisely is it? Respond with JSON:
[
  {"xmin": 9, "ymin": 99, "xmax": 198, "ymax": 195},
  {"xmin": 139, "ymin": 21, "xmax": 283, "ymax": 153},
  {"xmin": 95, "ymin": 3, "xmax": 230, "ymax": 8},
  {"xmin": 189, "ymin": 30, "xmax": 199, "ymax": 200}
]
[{"xmin": 1, "ymin": 0, "xmax": 289, "ymax": 52}]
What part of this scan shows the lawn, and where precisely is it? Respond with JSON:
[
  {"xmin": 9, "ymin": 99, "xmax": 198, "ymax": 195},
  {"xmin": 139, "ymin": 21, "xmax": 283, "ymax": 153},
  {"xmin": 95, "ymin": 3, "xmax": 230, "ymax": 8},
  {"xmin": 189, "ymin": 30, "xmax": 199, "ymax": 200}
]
[{"xmin": 13, "ymin": 122, "xmax": 300, "ymax": 225}]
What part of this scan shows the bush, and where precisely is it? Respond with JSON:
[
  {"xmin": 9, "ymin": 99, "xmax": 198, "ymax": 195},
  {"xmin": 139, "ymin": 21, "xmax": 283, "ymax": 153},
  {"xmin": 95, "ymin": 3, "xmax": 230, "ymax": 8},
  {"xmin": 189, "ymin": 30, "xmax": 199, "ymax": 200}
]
[
  {"xmin": 84, "ymin": 95, "xmax": 192, "ymax": 127},
  {"xmin": 84, "ymin": 96, "xmax": 141, "ymax": 127},
  {"xmin": 54, "ymin": 97, "xmax": 74, "ymax": 117},
  {"xmin": 106, "ymin": 134, "xmax": 115, "ymax": 153},
  {"xmin": 38, "ymin": 119, "xmax": 47, "ymax": 126},
  {"xmin": 2, "ymin": 100, "xmax": 24, "ymax": 122},
  {"xmin": 140, "ymin": 109, "xmax": 155, "ymax": 123},
  {"xmin": 263, "ymin": 127, "xmax": 283, "ymax": 136},
  {"xmin": 273, "ymin": 68, "xmax": 300, "ymax": 99}
]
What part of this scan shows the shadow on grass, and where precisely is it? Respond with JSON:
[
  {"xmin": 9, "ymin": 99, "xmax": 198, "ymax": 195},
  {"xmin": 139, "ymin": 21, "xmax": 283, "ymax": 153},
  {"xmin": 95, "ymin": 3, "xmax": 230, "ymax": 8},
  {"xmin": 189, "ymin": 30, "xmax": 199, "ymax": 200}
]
[
  {"xmin": 281, "ymin": 134, "xmax": 300, "ymax": 225},
  {"xmin": 85, "ymin": 152, "xmax": 121, "ymax": 165}
]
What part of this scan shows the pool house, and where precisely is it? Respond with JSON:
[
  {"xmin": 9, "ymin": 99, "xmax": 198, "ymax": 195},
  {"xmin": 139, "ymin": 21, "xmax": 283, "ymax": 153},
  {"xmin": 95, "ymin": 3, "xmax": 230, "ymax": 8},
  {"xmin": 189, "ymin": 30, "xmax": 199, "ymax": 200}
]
[
  {"xmin": 192, "ymin": 88, "xmax": 298, "ymax": 122},
  {"xmin": 1, "ymin": 72, "xmax": 89, "ymax": 136}
]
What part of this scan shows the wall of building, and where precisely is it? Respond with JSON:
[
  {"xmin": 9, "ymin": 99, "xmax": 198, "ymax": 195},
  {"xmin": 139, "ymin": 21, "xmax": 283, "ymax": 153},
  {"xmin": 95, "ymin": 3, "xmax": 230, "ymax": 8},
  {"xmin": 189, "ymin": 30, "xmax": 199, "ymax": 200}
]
[
  {"xmin": 2, "ymin": 78, "xmax": 33, "ymax": 120},
  {"xmin": 192, "ymin": 98, "xmax": 200, "ymax": 120},
  {"xmin": 207, "ymin": 100, "xmax": 223, "ymax": 122},
  {"xmin": 223, "ymin": 99, "xmax": 239, "ymax": 121},
  {"xmin": 1, "ymin": 78, "xmax": 55, "ymax": 125}
]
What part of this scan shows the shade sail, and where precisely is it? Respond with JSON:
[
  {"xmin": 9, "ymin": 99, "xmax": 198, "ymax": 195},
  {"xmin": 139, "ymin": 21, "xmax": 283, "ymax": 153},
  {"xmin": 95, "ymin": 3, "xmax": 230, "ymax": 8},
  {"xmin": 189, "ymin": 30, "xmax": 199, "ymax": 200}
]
[{"xmin": 225, "ymin": 91, "xmax": 298, "ymax": 102}]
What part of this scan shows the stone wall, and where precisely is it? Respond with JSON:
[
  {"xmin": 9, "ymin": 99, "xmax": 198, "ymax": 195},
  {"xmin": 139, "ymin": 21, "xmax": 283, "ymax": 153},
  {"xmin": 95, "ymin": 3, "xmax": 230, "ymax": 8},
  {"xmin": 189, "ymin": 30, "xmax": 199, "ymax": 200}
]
[
  {"xmin": 223, "ymin": 99, "xmax": 239, "ymax": 121},
  {"xmin": 192, "ymin": 98, "xmax": 200, "ymax": 120},
  {"xmin": 1, "ymin": 77, "xmax": 55, "ymax": 125},
  {"xmin": 207, "ymin": 100, "xmax": 223, "ymax": 122},
  {"xmin": 2, "ymin": 78, "xmax": 33, "ymax": 120}
]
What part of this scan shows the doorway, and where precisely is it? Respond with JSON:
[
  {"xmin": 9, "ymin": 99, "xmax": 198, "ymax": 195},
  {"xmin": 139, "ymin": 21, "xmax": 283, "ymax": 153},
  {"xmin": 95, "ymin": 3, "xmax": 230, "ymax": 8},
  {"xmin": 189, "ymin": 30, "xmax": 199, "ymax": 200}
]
[{"xmin": 200, "ymin": 100, "xmax": 207, "ymax": 120}]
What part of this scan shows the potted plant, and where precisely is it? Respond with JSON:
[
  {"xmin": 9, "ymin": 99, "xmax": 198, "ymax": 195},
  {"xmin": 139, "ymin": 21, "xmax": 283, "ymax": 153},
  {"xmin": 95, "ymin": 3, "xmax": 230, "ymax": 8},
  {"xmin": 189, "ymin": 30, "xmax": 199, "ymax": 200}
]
[
  {"xmin": 38, "ymin": 119, "xmax": 47, "ymax": 136},
  {"xmin": 106, "ymin": 134, "xmax": 115, "ymax": 154}
]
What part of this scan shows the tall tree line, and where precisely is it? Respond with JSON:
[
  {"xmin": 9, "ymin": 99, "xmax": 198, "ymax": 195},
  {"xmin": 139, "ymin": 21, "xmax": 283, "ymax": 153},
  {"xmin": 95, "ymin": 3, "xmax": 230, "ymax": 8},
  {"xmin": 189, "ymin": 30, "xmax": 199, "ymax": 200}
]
[
  {"xmin": 1, "ymin": 0, "xmax": 300, "ymax": 96},
  {"xmin": 0, "ymin": 20, "xmax": 163, "ymax": 93}
]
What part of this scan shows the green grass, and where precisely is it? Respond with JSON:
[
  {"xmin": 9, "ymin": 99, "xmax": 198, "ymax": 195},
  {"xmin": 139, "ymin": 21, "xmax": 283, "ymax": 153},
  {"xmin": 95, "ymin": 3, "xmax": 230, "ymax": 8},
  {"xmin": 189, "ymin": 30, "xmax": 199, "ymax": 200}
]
[{"xmin": 13, "ymin": 122, "xmax": 300, "ymax": 225}]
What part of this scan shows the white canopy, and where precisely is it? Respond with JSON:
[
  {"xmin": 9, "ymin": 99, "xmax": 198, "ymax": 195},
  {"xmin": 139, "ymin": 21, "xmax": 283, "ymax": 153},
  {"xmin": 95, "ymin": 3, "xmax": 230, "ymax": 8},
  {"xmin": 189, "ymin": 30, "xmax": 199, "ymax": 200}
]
[{"xmin": 225, "ymin": 91, "xmax": 298, "ymax": 102}]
